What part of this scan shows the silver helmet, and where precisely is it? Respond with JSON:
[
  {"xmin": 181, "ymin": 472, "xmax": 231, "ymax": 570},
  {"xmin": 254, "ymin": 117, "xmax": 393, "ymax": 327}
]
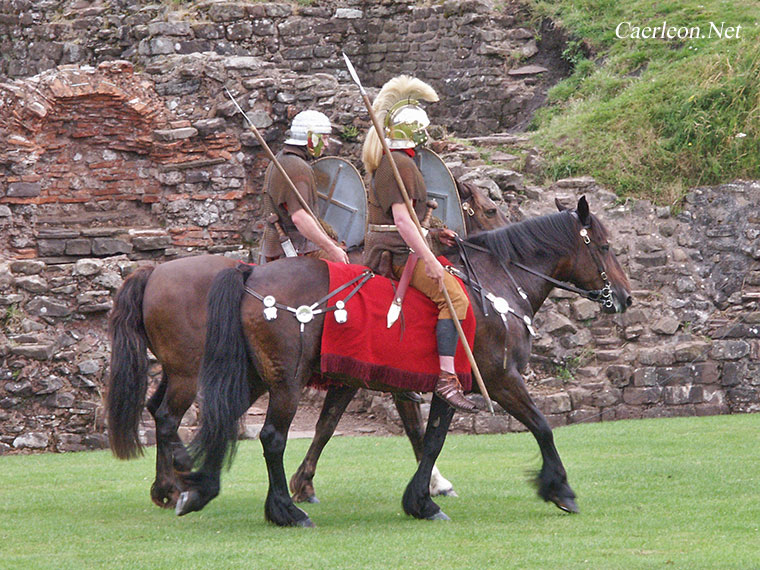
[
  {"xmin": 385, "ymin": 99, "xmax": 430, "ymax": 150},
  {"xmin": 285, "ymin": 110, "xmax": 332, "ymax": 157}
]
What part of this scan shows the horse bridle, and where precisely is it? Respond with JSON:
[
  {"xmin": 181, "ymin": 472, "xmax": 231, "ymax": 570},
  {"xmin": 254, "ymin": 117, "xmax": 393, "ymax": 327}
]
[
  {"xmin": 456, "ymin": 215, "xmax": 615, "ymax": 310},
  {"xmin": 509, "ymin": 219, "xmax": 614, "ymax": 309}
]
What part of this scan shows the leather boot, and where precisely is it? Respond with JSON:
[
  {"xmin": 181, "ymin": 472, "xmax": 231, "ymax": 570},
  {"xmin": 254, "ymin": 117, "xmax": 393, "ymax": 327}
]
[{"xmin": 434, "ymin": 371, "xmax": 478, "ymax": 414}]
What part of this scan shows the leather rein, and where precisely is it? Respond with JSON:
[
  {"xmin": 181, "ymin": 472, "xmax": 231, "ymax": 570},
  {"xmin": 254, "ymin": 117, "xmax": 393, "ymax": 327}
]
[{"xmin": 455, "ymin": 219, "xmax": 615, "ymax": 311}]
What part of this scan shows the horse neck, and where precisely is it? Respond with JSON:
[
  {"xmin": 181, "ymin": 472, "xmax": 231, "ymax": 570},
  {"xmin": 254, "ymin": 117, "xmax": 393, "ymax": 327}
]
[{"xmin": 461, "ymin": 248, "xmax": 566, "ymax": 317}]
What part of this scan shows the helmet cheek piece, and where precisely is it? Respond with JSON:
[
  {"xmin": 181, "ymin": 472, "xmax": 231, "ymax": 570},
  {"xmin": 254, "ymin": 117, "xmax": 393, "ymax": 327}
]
[
  {"xmin": 307, "ymin": 131, "xmax": 326, "ymax": 158},
  {"xmin": 411, "ymin": 127, "xmax": 429, "ymax": 147}
]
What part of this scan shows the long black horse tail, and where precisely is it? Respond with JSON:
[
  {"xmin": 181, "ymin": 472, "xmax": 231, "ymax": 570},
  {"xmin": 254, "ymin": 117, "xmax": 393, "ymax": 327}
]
[
  {"xmin": 191, "ymin": 263, "xmax": 255, "ymax": 473},
  {"xmin": 107, "ymin": 265, "xmax": 154, "ymax": 459}
]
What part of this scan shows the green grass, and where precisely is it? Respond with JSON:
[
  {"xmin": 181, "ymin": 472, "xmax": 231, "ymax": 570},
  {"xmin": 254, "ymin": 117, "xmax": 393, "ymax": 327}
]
[
  {"xmin": 524, "ymin": 0, "xmax": 760, "ymax": 205},
  {"xmin": 1, "ymin": 415, "xmax": 759, "ymax": 569}
]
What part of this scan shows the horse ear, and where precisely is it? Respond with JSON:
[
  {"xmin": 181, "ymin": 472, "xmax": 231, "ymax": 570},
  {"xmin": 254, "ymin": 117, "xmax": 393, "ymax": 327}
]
[
  {"xmin": 576, "ymin": 195, "xmax": 591, "ymax": 226},
  {"xmin": 555, "ymin": 197, "xmax": 567, "ymax": 212},
  {"xmin": 457, "ymin": 179, "xmax": 473, "ymax": 200}
]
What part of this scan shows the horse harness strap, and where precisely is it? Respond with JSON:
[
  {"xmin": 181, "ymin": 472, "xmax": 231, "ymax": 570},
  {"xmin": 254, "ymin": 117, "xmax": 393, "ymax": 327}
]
[
  {"xmin": 454, "ymin": 235, "xmax": 489, "ymax": 317},
  {"xmin": 445, "ymin": 265, "xmax": 535, "ymax": 369},
  {"xmin": 244, "ymin": 269, "xmax": 374, "ymax": 333},
  {"xmin": 578, "ymin": 227, "xmax": 614, "ymax": 308}
]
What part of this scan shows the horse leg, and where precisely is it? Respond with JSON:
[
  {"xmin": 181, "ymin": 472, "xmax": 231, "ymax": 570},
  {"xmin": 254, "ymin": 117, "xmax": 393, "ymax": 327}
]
[
  {"xmin": 393, "ymin": 393, "xmax": 457, "ymax": 498},
  {"xmin": 175, "ymin": 380, "xmax": 267, "ymax": 516},
  {"xmin": 146, "ymin": 372, "xmax": 198, "ymax": 508},
  {"xmin": 262, "ymin": 385, "xmax": 314, "ymax": 527},
  {"xmin": 402, "ymin": 394, "xmax": 455, "ymax": 521},
  {"xmin": 491, "ymin": 369, "xmax": 578, "ymax": 513},
  {"xmin": 146, "ymin": 375, "xmax": 181, "ymax": 508},
  {"xmin": 290, "ymin": 384, "xmax": 358, "ymax": 503}
]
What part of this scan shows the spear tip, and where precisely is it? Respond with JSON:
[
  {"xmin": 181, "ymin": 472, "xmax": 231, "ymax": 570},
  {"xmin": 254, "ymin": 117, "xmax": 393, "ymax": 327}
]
[{"xmin": 342, "ymin": 52, "xmax": 366, "ymax": 96}]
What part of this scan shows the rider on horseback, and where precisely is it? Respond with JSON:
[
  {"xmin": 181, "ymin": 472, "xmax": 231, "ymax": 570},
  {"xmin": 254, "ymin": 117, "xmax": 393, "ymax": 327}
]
[
  {"xmin": 260, "ymin": 110, "xmax": 349, "ymax": 264},
  {"xmin": 362, "ymin": 76, "xmax": 477, "ymax": 414}
]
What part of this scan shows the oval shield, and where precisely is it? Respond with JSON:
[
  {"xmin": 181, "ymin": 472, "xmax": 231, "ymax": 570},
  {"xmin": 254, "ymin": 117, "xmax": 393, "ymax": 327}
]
[
  {"xmin": 417, "ymin": 148, "xmax": 466, "ymax": 236},
  {"xmin": 313, "ymin": 157, "xmax": 367, "ymax": 248}
]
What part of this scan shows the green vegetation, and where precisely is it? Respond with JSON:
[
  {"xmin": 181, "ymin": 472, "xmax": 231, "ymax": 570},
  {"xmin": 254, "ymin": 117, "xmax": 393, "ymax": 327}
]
[
  {"xmin": 1, "ymin": 415, "xmax": 758, "ymax": 569},
  {"xmin": 524, "ymin": 0, "xmax": 760, "ymax": 205},
  {"xmin": 2, "ymin": 303, "xmax": 21, "ymax": 334},
  {"xmin": 339, "ymin": 124, "xmax": 360, "ymax": 142}
]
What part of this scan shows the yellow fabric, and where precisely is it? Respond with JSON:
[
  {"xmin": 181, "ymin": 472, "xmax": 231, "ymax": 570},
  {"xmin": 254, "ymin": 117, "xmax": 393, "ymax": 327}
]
[{"xmin": 393, "ymin": 259, "xmax": 468, "ymax": 320}]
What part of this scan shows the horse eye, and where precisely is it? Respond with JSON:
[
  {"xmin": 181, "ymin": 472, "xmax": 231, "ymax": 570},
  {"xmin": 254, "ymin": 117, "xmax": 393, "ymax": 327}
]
[
  {"xmin": 600, "ymin": 244, "xmax": 610, "ymax": 253},
  {"xmin": 485, "ymin": 208, "xmax": 497, "ymax": 217}
]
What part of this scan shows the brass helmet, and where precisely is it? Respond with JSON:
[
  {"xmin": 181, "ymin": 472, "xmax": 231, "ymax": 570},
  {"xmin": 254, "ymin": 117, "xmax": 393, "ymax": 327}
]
[
  {"xmin": 362, "ymin": 76, "xmax": 439, "ymax": 174},
  {"xmin": 385, "ymin": 99, "xmax": 431, "ymax": 149}
]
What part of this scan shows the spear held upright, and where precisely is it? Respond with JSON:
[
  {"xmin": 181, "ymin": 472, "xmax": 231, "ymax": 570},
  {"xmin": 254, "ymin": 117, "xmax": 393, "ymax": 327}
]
[{"xmin": 342, "ymin": 53, "xmax": 494, "ymax": 415}]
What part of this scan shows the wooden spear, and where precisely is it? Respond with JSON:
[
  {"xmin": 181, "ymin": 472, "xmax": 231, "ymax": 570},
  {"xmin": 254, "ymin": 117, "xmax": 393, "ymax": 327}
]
[{"xmin": 342, "ymin": 53, "xmax": 494, "ymax": 414}]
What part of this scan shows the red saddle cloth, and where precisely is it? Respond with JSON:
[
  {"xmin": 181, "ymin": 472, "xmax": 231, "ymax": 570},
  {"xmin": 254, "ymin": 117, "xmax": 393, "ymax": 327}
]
[{"xmin": 317, "ymin": 259, "xmax": 475, "ymax": 393}]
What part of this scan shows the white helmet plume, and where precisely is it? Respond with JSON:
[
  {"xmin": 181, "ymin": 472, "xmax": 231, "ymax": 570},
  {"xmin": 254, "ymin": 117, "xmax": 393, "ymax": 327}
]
[{"xmin": 362, "ymin": 76, "xmax": 439, "ymax": 175}]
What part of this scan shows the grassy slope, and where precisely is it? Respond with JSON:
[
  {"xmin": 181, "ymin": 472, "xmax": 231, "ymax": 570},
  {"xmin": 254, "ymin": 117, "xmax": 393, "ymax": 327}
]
[
  {"xmin": 524, "ymin": 0, "xmax": 760, "ymax": 205},
  {"xmin": 1, "ymin": 415, "xmax": 759, "ymax": 569}
]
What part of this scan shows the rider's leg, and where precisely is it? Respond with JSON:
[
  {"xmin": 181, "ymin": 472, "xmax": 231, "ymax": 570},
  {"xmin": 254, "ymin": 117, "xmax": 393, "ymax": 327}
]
[{"xmin": 401, "ymin": 261, "xmax": 477, "ymax": 414}]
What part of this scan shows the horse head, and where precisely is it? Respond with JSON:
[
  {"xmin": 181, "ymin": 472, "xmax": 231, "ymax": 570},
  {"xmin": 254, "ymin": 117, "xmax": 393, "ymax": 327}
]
[
  {"xmin": 458, "ymin": 179, "xmax": 509, "ymax": 233},
  {"xmin": 556, "ymin": 196, "xmax": 633, "ymax": 314}
]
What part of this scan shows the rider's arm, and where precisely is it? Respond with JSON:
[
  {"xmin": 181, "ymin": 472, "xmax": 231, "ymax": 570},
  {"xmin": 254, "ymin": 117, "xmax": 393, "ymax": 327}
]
[
  {"xmin": 291, "ymin": 208, "xmax": 348, "ymax": 264},
  {"xmin": 392, "ymin": 202, "xmax": 444, "ymax": 287}
]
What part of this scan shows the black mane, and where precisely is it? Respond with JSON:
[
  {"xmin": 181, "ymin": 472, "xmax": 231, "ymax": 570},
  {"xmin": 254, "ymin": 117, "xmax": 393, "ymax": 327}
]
[{"xmin": 467, "ymin": 210, "xmax": 583, "ymax": 263}]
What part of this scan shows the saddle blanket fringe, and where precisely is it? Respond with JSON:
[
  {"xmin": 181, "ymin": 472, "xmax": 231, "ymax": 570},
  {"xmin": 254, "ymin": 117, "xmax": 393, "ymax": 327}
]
[{"xmin": 316, "ymin": 259, "xmax": 475, "ymax": 393}]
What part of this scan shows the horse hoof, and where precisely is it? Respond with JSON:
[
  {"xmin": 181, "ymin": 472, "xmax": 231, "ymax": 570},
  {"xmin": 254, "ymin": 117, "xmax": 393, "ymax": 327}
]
[
  {"xmin": 427, "ymin": 510, "xmax": 451, "ymax": 521},
  {"xmin": 554, "ymin": 497, "xmax": 579, "ymax": 514},
  {"xmin": 296, "ymin": 517, "xmax": 316, "ymax": 528},
  {"xmin": 175, "ymin": 491, "xmax": 202, "ymax": 516}
]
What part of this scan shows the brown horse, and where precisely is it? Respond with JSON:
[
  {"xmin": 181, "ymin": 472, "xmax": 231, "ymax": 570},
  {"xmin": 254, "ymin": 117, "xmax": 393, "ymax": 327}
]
[
  {"xmin": 106, "ymin": 183, "xmax": 506, "ymax": 508},
  {"xmin": 177, "ymin": 196, "xmax": 632, "ymax": 526}
]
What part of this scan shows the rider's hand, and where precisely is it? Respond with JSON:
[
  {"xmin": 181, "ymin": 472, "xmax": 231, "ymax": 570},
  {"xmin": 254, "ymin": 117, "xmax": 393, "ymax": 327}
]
[
  {"xmin": 328, "ymin": 244, "xmax": 349, "ymax": 264},
  {"xmin": 435, "ymin": 228, "xmax": 458, "ymax": 248},
  {"xmin": 424, "ymin": 256, "xmax": 446, "ymax": 290}
]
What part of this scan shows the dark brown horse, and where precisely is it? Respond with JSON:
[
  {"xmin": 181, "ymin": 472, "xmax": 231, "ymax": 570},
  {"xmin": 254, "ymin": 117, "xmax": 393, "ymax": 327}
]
[
  {"xmin": 177, "ymin": 196, "xmax": 632, "ymax": 526},
  {"xmin": 289, "ymin": 178, "xmax": 508, "ymax": 503},
  {"xmin": 106, "ymin": 183, "xmax": 506, "ymax": 508}
]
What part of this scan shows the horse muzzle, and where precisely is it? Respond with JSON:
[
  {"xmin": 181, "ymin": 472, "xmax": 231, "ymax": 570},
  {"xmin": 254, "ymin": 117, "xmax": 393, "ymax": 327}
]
[{"xmin": 604, "ymin": 288, "xmax": 633, "ymax": 314}]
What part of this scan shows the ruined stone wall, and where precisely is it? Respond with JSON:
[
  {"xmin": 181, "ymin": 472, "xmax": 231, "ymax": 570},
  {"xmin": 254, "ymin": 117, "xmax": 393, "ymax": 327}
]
[
  {"xmin": 0, "ymin": 0, "xmax": 758, "ymax": 453},
  {"xmin": 1, "ymin": 0, "xmax": 561, "ymax": 133},
  {"xmin": 489, "ymin": 179, "xmax": 760, "ymax": 433},
  {"xmin": 1, "ymin": 0, "xmax": 560, "ymax": 260}
]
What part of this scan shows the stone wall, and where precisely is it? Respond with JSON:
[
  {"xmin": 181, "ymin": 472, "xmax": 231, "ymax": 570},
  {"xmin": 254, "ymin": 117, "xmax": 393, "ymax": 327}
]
[
  {"xmin": 1, "ymin": 0, "xmax": 565, "ymax": 261},
  {"xmin": 1, "ymin": 0, "xmax": 564, "ymax": 134},
  {"xmin": 490, "ymin": 179, "xmax": 760, "ymax": 432}
]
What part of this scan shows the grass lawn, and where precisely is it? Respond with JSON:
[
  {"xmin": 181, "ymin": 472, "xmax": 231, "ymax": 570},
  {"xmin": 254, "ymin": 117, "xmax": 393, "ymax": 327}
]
[
  {"xmin": 523, "ymin": 0, "xmax": 760, "ymax": 205},
  {"xmin": 1, "ymin": 414, "xmax": 758, "ymax": 569}
]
